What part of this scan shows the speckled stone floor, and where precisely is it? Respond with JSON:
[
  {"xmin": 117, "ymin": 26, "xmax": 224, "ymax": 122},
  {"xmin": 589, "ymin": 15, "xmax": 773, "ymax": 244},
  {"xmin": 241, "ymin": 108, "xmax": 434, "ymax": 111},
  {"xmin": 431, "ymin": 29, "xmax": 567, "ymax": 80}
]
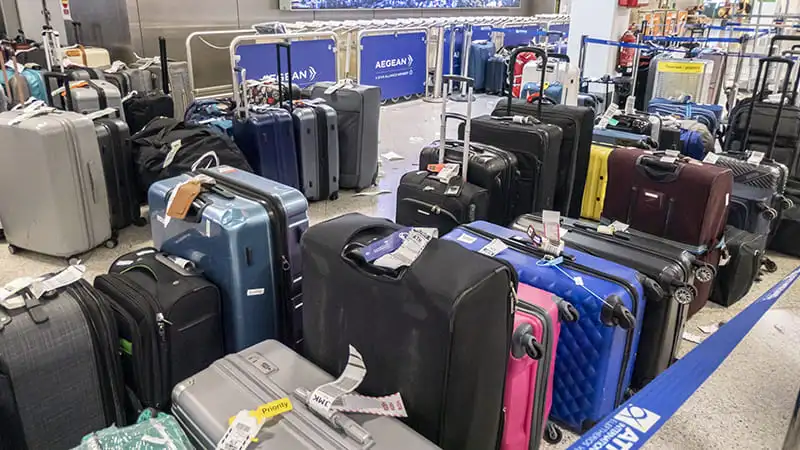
[{"xmin": 1, "ymin": 95, "xmax": 798, "ymax": 449}]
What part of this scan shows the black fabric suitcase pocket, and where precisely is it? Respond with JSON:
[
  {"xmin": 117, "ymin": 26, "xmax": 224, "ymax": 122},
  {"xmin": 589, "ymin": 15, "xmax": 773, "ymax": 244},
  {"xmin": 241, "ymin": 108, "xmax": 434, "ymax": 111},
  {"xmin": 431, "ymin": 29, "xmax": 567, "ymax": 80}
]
[{"xmin": 712, "ymin": 226, "xmax": 766, "ymax": 307}]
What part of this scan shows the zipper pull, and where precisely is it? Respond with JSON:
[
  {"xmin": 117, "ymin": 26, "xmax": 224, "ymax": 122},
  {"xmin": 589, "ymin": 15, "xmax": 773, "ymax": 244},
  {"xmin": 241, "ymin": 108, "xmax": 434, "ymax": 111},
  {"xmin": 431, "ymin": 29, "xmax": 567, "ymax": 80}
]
[
  {"xmin": 156, "ymin": 313, "xmax": 171, "ymax": 340},
  {"xmin": 281, "ymin": 255, "xmax": 291, "ymax": 271},
  {"xmin": 509, "ymin": 281, "xmax": 518, "ymax": 314}
]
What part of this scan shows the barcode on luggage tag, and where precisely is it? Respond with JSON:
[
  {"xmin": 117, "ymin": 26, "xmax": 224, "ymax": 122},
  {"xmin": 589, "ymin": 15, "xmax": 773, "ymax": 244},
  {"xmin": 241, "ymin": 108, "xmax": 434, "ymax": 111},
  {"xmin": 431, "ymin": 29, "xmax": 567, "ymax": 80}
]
[
  {"xmin": 478, "ymin": 239, "xmax": 508, "ymax": 257},
  {"xmin": 747, "ymin": 151, "xmax": 764, "ymax": 166},
  {"xmin": 703, "ymin": 152, "xmax": 720, "ymax": 164},
  {"xmin": 457, "ymin": 233, "xmax": 477, "ymax": 244}
]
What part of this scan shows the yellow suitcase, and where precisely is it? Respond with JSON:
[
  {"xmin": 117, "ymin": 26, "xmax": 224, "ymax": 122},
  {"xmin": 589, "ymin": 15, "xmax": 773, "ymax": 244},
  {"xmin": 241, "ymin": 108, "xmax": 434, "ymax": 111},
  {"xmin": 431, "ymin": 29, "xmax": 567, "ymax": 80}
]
[{"xmin": 581, "ymin": 143, "xmax": 614, "ymax": 220}]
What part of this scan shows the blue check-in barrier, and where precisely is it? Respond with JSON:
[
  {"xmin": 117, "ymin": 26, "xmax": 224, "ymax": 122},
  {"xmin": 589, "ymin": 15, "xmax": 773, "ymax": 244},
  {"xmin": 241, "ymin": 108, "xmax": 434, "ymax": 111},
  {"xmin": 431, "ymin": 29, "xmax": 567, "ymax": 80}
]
[
  {"xmin": 234, "ymin": 35, "xmax": 338, "ymax": 88},
  {"xmin": 358, "ymin": 29, "xmax": 428, "ymax": 102}
]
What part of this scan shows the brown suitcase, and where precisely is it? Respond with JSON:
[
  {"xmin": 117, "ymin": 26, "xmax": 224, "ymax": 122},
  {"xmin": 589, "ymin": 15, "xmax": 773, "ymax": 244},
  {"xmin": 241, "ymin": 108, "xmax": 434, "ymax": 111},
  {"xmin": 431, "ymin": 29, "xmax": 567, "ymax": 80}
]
[{"xmin": 602, "ymin": 147, "xmax": 733, "ymax": 249}]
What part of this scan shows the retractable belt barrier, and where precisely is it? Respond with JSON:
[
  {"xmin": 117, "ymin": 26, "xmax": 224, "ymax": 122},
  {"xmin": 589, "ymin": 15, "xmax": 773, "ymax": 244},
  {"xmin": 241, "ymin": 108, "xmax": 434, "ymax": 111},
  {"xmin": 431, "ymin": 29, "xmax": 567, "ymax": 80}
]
[{"xmin": 569, "ymin": 265, "xmax": 800, "ymax": 450}]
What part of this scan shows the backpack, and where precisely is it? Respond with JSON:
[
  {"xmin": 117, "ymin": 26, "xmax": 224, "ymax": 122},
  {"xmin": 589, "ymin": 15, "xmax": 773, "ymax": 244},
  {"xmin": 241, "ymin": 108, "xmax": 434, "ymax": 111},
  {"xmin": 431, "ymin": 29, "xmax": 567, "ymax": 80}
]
[{"xmin": 130, "ymin": 118, "xmax": 253, "ymax": 201}]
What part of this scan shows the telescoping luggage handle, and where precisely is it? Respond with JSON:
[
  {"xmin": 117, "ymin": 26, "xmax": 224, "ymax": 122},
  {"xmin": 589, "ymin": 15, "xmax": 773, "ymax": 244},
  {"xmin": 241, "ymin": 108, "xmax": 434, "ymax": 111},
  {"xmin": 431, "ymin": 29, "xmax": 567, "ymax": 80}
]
[
  {"xmin": 439, "ymin": 75, "xmax": 473, "ymax": 181},
  {"xmin": 276, "ymin": 41, "xmax": 293, "ymax": 112},
  {"xmin": 158, "ymin": 36, "xmax": 170, "ymax": 95},
  {"xmin": 741, "ymin": 57, "xmax": 795, "ymax": 159},
  {"xmin": 41, "ymin": 71, "xmax": 75, "ymax": 112},
  {"xmin": 506, "ymin": 46, "xmax": 548, "ymax": 118}
]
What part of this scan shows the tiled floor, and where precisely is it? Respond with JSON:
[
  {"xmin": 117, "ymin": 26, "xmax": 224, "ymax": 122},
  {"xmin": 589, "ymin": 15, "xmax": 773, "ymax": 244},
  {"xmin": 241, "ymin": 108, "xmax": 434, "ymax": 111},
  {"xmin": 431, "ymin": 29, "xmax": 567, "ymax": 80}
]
[{"xmin": 1, "ymin": 95, "xmax": 799, "ymax": 449}]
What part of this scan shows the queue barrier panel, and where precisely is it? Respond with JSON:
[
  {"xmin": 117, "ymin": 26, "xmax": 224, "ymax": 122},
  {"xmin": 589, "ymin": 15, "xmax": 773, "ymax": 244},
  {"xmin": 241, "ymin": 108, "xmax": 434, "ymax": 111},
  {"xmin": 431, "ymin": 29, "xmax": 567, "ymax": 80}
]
[{"xmin": 358, "ymin": 29, "xmax": 428, "ymax": 101}]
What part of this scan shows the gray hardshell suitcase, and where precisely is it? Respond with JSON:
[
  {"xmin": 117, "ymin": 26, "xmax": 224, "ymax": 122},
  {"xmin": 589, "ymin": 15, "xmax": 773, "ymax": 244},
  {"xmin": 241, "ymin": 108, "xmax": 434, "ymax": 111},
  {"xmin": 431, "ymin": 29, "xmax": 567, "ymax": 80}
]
[
  {"xmin": 58, "ymin": 80, "xmax": 126, "ymax": 122},
  {"xmin": 0, "ymin": 279, "xmax": 125, "ymax": 450},
  {"xmin": 105, "ymin": 67, "xmax": 155, "ymax": 96},
  {"xmin": 171, "ymin": 340, "xmax": 438, "ymax": 449},
  {"xmin": 291, "ymin": 101, "xmax": 340, "ymax": 201},
  {"xmin": 0, "ymin": 109, "xmax": 114, "ymax": 258},
  {"xmin": 310, "ymin": 81, "xmax": 380, "ymax": 190},
  {"xmin": 147, "ymin": 60, "xmax": 191, "ymax": 119}
]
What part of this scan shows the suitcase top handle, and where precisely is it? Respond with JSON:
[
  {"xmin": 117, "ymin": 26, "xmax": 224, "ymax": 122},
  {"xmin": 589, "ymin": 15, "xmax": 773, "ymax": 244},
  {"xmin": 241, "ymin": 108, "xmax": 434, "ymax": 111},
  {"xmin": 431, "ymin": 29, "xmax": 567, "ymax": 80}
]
[
  {"xmin": 41, "ymin": 71, "xmax": 75, "ymax": 112},
  {"xmin": 506, "ymin": 46, "xmax": 547, "ymax": 118},
  {"xmin": 635, "ymin": 154, "xmax": 685, "ymax": 182}
]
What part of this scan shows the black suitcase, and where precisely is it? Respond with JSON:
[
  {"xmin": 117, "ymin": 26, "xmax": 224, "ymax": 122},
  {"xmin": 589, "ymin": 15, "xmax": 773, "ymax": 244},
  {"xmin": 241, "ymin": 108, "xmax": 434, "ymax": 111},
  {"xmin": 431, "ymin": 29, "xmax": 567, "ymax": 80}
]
[
  {"xmin": 93, "ymin": 248, "xmax": 224, "ymax": 416},
  {"xmin": 711, "ymin": 225, "xmax": 769, "ymax": 307},
  {"xmin": 491, "ymin": 52, "xmax": 594, "ymax": 218},
  {"xmin": 0, "ymin": 277, "xmax": 125, "ymax": 449},
  {"xmin": 396, "ymin": 76, "xmax": 490, "ymax": 236},
  {"xmin": 93, "ymin": 114, "xmax": 144, "ymax": 231},
  {"xmin": 302, "ymin": 212, "xmax": 516, "ymax": 450},
  {"xmin": 512, "ymin": 214, "xmax": 701, "ymax": 390},
  {"xmin": 123, "ymin": 37, "xmax": 174, "ymax": 134},
  {"xmin": 418, "ymin": 139, "xmax": 519, "ymax": 225},
  {"xmin": 772, "ymin": 178, "xmax": 800, "ymax": 257}
]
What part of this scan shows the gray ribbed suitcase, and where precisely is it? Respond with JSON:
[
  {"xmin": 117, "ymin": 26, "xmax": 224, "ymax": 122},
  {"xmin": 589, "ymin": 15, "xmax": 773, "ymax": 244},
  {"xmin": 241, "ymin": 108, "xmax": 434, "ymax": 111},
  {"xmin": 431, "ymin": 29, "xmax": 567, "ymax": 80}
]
[
  {"xmin": 310, "ymin": 82, "xmax": 381, "ymax": 190},
  {"xmin": 148, "ymin": 60, "xmax": 191, "ymax": 120},
  {"xmin": 171, "ymin": 340, "xmax": 439, "ymax": 449},
  {"xmin": 58, "ymin": 80, "xmax": 126, "ymax": 122},
  {"xmin": 105, "ymin": 68, "xmax": 154, "ymax": 96},
  {"xmin": 0, "ymin": 280, "xmax": 125, "ymax": 450},
  {"xmin": 291, "ymin": 101, "xmax": 340, "ymax": 201},
  {"xmin": 0, "ymin": 109, "xmax": 114, "ymax": 258}
]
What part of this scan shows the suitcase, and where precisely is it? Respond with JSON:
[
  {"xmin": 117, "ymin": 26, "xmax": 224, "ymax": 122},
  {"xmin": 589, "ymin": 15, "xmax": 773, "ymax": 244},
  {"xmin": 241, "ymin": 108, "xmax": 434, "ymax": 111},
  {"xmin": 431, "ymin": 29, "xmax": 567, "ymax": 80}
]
[
  {"xmin": 602, "ymin": 147, "xmax": 734, "ymax": 249},
  {"xmin": 288, "ymin": 99, "xmax": 340, "ymax": 201},
  {"xmin": 145, "ymin": 59, "xmax": 192, "ymax": 119},
  {"xmin": 232, "ymin": 54, "xmax": 301, "ymax": 191},
  {"xmin": 309, "ymin": 81, "xmax": 381, "ymax": 190},
  {"xmin": 302, "ymin": 213, "xmax": 516, "ymax": 449},
  {"xmin": 64, "ymin": 47, "xmax": 111, "ymax": 68},
  {"xmin": 511, "ymin": 214, "xmax": 702, "ymax": 389},
  {"xmin": 149, "ymin": 166, "xmax": 308, "ymax": 353},
  {"xmin": 485, "ymin": 54, "xmax": 508, "ymax": 95},
  {"xmin": 94, "ymin": 248, "xmax": 225, "ymax": 414},
  {"xmin": 648, "ymin": 97, "xmax": 723, "ymax": 135},
  {"xmin": 0, "ymin": 106, "xmax": 114, "ymax": 258},
  {"xmin": 593, "ymin": 128, "xmax": 656, "ymax": 150},
  {"xmin": 105, "ymin": 67, "xmax": 155, "ymax": 96},
  {"xmin": 520, "ymin": 54, "xmax": 579, "ymax": 106},
  {"xmin": 418, "ymin": 137, "xmax": 519, "ymax": 225},
  {"xmin": 503, "ymin": 284, "xmax": 574, "ymax": 450},
  {"xmin": 171, "ymin": 340, "xmax": 439, "ymax": 449},
  {"xmin": 521, "ymin": 81, "xmax": 564, "ymax": 103},
  {"xmin": 396, "ymin": 76, "xmax": 490, "ymax": 236},
  {"xmin": 581, "ymin": 143, "xmax": 614, "ymax": 220},
  {"xmin": 66, "ymin": 66, "xmax": 106, "ymax": 81},
  {"xmin": 185, "ymin": 98, "xmax": 235, "ymax": 137},
  {"xmin": 55, "ymin": 79, "xmax": 126, "ymax": 122},
  {"xmin": 121, "ymin": 38, "xmax": 175, "ymax": 134},
  {"xmin": 467, "ymin": 40, "xmax": 495, "ymax": 91},
  {"xmin": 0, "ymin": 278, "xmax": 125, "ymax": 449},
  {"xmin": 441, "ymin": 221, "xmax": 644, "ymax": 432},
  {"xmin": 711, "ymin": 226, "xmax": 767, "ymax": 307},
  {"xmin": 492, "ymin": 101, "xmax": 592, "ymax": 218},
  {"xmin": 771, "ymin": 179, "xmax": 800, "ymax": 257}
]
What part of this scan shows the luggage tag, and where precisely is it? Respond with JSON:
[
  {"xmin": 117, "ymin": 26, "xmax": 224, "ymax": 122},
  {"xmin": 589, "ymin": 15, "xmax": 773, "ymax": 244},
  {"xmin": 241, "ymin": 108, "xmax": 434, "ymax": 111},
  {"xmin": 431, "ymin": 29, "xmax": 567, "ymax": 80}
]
[
  {"xmin": 103, "ymin": 60, "xmax": 127, "ymax": 73},
  {"xmin": 541, "ymin": 210, "xmax": 562, "ymax": 243},
  {"xmin": 435, "ymin": 163, "xmax": 460, "ymax": 184},
  {"xmin": 360, "ymin": 227, "xmax": 412, "ymax": 263},
  {"xmin": 216, "ymin": 411, "xmax": 259, "ymax": 450},
  {"xmin": 703, "ymin": 152, "xmax": 720, "ymax": 164},
  {"xmin": 27, "ymin": 264, "xmax": 86, "ymax": 300},
  {"xmin": 324, "ymin": 80, "xmax": 348, "ymax": 95},
  {"xmin": 747, "ymin": 151, "xmax": 764, "ymax": 166},
  {"xmin": 426, "ymin": 163, "xmax": 445, "ymax": 173},
  {"xmin": 444, "ymin": 177, "xmax": 463, "ymax": 197},
  {"xmin": 166, "ymin": 180, "xmax": 202, "ymax": 220},
  {"xmin": 373, "ymin": 228, "xmax": 436, "ymax": 270},
  {"xmin": 307, "ymin": 345, "xmax": 367, "ymax": 420}
]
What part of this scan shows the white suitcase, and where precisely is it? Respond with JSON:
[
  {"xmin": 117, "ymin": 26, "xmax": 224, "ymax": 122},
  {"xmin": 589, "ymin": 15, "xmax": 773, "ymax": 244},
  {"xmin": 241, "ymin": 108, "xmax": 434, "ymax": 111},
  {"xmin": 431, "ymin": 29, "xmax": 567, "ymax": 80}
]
[
  {"xmin": 63, "ymin": 46, "xmax": 112, "ymax": 68},
  {"xmin": 520, "ymin": 55, "xmax": 579, "ymax": 106}
]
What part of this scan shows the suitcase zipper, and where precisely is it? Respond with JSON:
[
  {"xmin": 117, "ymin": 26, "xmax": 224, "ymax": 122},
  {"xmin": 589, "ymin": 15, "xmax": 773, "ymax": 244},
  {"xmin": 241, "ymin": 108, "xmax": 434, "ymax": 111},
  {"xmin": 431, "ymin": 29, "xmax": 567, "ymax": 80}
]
[
  {"xmin": 462, "ymin": 225, "xmax": 638, "ymax": 407},
  {"xmin": 313, "ymin": 105, "xmax": 330, "ymax": 198},
  {"xmin": 401, "ymin": 197, "xmax": 460, "ymax": 224},
  {"xmin": 664, "ymin": 198, "xmax": 676, "ymax": 237}
]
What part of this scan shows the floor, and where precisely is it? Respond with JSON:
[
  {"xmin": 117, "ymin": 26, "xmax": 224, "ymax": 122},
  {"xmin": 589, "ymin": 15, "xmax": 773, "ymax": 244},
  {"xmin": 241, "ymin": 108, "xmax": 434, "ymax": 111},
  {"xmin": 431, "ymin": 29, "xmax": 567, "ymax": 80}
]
[{"xmin": 2, "ymin": 95, "xmax": 799, "ymax": 449}]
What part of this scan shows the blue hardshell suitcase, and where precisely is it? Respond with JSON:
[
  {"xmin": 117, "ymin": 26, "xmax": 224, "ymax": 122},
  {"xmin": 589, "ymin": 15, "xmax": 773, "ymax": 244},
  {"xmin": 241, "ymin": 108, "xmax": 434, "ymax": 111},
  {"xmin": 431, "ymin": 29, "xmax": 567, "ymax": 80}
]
[
  {"xmin": 233, "ymin": 107, "xmax": 300, "ymax": 191},
  {"xmin": 442, "ymin": 220, "xmax": 645, "ymax": 432},
  {"xmin": 485, "ymin": 55, "xmax": 507, "ymax": 95},
  {"xmin": 148, "ymin": 165, "xmax": 309, "ymax": 353},
  {"xmin": 467, "ymin": 41, "xmax": 495, "ymax": 91},
  {"xmin": 593, "ymin": 128, "xmax": 655, "ymax": 149}
]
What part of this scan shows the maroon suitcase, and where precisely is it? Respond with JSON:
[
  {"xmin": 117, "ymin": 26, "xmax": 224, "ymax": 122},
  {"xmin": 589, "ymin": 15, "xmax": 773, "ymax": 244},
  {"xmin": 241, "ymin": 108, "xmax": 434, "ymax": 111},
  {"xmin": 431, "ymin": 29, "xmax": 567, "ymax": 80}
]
[{"xmin": 602, "ymin": 148, "xmax": 733, "ymax": 248}]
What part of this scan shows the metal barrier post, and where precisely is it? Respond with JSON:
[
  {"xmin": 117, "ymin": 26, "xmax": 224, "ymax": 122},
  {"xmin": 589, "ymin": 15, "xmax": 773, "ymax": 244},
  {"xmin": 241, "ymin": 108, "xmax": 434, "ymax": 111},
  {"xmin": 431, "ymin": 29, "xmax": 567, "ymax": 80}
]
[
  {"xmin": 450, "ymin": 24, "xmax": 474, "ymax": 102},
  {"xmin": 424, "ymin": 25, "xmax": 445, "ymax": 103}
]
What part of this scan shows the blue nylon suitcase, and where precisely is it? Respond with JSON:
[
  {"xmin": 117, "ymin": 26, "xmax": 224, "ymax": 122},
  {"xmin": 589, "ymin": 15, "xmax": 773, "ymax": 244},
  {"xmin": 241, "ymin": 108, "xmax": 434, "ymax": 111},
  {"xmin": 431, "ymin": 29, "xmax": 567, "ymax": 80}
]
[
  {"xmin": 647, "ymin": 98, "xmax": 722, "ymax": 134},
  {"xmin": 484, "ymin": 54, "xmax": 507, "ymax": 95},
  {"xmin": 467, "ymin": 41, "xmax": 495, "ymax": 91},
  {"xmin": 233, "ymin": 106, "xmax": 300, "ymax": 190},
  {"xmin": 442, "ymin": 220, "xmax": 645, "ymax": 432},
  {"xmin": 148, "ymin": 165, "xmax": 309, "ymax": 353}
]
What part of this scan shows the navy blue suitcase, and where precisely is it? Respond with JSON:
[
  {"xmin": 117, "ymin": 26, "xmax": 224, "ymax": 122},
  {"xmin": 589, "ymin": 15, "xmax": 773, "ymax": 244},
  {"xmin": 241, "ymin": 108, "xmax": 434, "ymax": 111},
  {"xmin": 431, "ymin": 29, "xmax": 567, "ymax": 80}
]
[
  {"xmin": 233, "ymin": 106, "xmax": 300, "ymax": 190},
  {"xmin": 467, "ymin": 41, "xmax": 495, "ymax": 92},
  {"xmin": 148, "ymin": 165, "xmax": 309, "ymax": 352},
  {"xmin": 484, "ymin": 55, "xmax": 507, "ymax": 95},
  {"xmin": 442, "ymin": 220, "xmax": 645, "ymax": 432}
]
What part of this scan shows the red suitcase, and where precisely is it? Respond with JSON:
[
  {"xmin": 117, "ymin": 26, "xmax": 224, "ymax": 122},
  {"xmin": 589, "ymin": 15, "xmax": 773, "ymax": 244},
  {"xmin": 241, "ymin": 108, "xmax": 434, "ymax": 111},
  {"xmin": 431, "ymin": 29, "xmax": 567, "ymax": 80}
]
[
  {"xmin": 512, "ymin": 52, "xmax": 537, "ymax": 98},
  {"xmin": 602, "ymin": 148, "xmax": 733, "ymax": 248}
]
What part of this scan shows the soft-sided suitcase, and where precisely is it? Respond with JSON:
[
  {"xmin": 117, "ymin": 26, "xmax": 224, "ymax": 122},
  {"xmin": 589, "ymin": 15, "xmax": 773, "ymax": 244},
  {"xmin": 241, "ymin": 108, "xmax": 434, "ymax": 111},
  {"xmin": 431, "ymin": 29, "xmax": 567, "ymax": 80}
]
[
  {"xmin": 149, "ymin": 166, "xmax": 309, "ymax": 353},
  {"xmin": 185, "ymin": 98, "xmax": 235, "ymax": 137},
  {"xmin": 581, "ymin": 144, "xmax": 614, "ymax": 220},
  {"xmin": 512, "ymin": 214, "xmax": 700, "ymax": 389},
  {"xmin": 492, "ymin": 72, "xmax": 594, "ymax": 218},
  {"xmin": 485, "ymin": 54, "xmax": 508, "ymax": 95},
  {"xmin": 302, "ymin": 213, "xmax": 516, "ymax": 450},
  {"xmin": 0, "ymin": 277, "xmax": 125, "ymax": 449},
  {"xmin": 467, "ymin": 40, "xmax": 495, "ymax": 91},
  {"xmin": 94, "ymin": 248, "xmax": 225, "ymax": 415},
  {"xmin": 121, "ymin": 38, "xmax": 175, "ymax": 134},
  {"xmin": 442, "ymin": 221, "xmax": 644, "ymax": 432},
  {"xmin": 603, "ymin": 147, "xmax": 733, "ymax": 248},
  {"xmin": 503, "ymin": 284, "xmax": 575, "ymax": 450},
  {"xmin": 0, "ymin": 104, "xmax": 114, "ymax": 258},
  {"xmin": 711, "ymin": 226, "xmax": 768, "ymax": 307},
  {"xmin": 648, "ymin": 97, "xmax": 722, "ymax": 135},
  {"xmin": 288, "ymin": 99, "xmax": 340, "ymax": 201},
  {"xmin": 171, "ymin": 340, "xmax": 439, "ymax": 449},
  {"xmin": 396, "ymin": 76, "xmax": 490, "ymax": 236},
  {"xmin": 592, "ymin": 128, "xmax": 656, "ymax": 150},
  {"xmin": 772, "ymin": 179, "xmax": 800, "ymax": 257},
  {"xmin": 233, "ymin": 60, "xmax": 300, "ymax": 191},
  {"xmin": 418, "ymin": 135, "xmax": 519, "ymax": 225},
  {"xmin": 310, "ymin": 80, "xmax": 381, "ymax": 190}
]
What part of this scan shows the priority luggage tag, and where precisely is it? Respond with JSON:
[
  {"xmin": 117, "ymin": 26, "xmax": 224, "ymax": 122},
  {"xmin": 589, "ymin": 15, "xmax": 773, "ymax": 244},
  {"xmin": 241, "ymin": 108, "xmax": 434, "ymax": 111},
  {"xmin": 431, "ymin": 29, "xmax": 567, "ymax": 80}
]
[
  {"xmin": 444, "ymin": 177, "xmax": 463, "ymax": 197},
  {"xmin": 166, "ymin": 180, "xmax": 202, "ymax": 220}
]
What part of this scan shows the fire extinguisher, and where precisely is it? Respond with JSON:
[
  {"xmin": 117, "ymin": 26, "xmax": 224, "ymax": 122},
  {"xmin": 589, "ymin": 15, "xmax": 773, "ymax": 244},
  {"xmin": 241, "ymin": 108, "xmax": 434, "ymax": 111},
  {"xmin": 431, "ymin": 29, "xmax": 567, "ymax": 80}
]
[
  {"xmin": 617, "ymin": 29, "xmax": 637, "ymax": 73},
  {"xmin": 618, "ymin": 0, "xmax": 639, "ymax": 6}
]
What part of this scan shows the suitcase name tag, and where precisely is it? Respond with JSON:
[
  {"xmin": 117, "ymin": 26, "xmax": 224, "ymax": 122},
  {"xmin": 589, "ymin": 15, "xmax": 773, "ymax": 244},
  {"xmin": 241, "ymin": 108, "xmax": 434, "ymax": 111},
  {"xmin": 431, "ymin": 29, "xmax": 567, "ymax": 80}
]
[
  {"xmin": 747, "ymin": 151, "xmax": 765, "ymax": 166},
  {"xmin": 703, "ymin": 152, "xmax": 720, "ymax": 164}
]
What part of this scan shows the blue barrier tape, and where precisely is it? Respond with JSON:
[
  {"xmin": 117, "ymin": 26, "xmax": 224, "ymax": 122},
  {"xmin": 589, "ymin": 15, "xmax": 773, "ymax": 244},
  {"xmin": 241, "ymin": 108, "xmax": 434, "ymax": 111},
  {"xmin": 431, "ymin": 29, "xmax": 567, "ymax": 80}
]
[
  {"xmin": 569, "ymin": 265, "xmax": 800, "ymax": 450},
  {"xmin": 642, "ymin": 35, "xmax": 742, "ymax": 43}
]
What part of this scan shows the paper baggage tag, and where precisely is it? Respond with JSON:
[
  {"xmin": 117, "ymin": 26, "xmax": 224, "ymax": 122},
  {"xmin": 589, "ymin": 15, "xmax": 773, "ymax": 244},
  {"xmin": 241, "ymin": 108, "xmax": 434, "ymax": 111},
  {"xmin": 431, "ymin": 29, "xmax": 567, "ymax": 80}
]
[
  {"xmin": 308, "ymin": 345, "xmax": 367, "ymax": 420},
  {"xmin": 426, "ymin": 163, "xmax": 445, "ymax": 173},
  {"xmin": 166, "ymin": 180, "xmax": 202, "ymax": 220},
  {"xmin": 324, "ymin": 80, "xmax": 347, "ymax": 95},
  {"xmin": 27, "ymin": 264, "xmax": 86, "ymax": 300},
  {"xmin": 361, "ymin": 227, "xmax": 412, "ymax": 262},
  {"xmin": 660, "ymin": 156, "xmax": 677, "ymax": 164},
  {"xmin": 609, "ymin": 220, "xmax": 630, "ymax": 232},
  {"xmin": 331, "ymin": 393, "xmax": 407, "ymax": 418},
  {"xmin": 444, "ymin": 178, "xmax": 463, "ymax": 197},
  {"xmin": 747, "ymin": 151, "xmax": 764, "ymax": 166},
  {"xmin": 478, "ymin": 239, "xmax": 508, "ymax": 257},
  {"xmin": 217, "ymin": 411, "xmax": 259, "ymax": 450},
  {"xmin": 162, "ymin": 140, "xmax": 183, "ymax": 169},
  {"xmin": 665, "ymin": 149, "xmax": 680, "ymax": 157},
  {"xmin": 703, "ymin": 152, "xmax": 720, "ymax": 164},
  {"xmin": 542, "ymin": 210, "xmax": 561, "ymax": 243},
  {"xmin": 607, "ymin": 117, "xmax": 620, "ymax": 127},
  {"xmin": 373, "ymin": 228, "xmax": 436, "ymax": 270},
  {"xmin": 227, "ymin": 398, "xmax": 294, "ymax": 429},
  {"xmin": 435, "ymin": 163, "xmax": 460, "ymax": 184}
]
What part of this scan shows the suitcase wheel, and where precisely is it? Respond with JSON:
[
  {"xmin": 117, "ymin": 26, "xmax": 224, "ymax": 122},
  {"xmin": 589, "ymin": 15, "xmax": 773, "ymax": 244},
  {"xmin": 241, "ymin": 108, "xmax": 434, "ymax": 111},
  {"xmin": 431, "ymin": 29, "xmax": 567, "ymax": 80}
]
[
  {"xmin": 544, "ymin": 423, "xmax": 563, "ymax": 444},
  {"xmin": 781, "ymin": 196, "xmax": 795, "ymax": 211},
  {"xmin": 694, "ymin": 265, "xmax": 716, "ymax": 284},
  {"xmin": 133, "ymin": 216, "xmax": 148, "ymax": 227},
  {"xmin": 329, "ymin": 192, "xmax": 339, "ymax": 201},
  {"xmin": 511, "ymin": 323, "xmax": 544, "ymax": 360},
  {"xmin": 673, "ymin": 285, "xmax": 697, "ymax": 306},
  {"xmin": 762, "ymin": 256, "xmax": 778, "ymax": 274},
  {"xmin": 104, "ymin": 238, "xmax": 118, "ymax": 249},
  {"xmin": 762, "ymin": 207, "xmax": 778, "ymax": 221},
  {"xmin": 7, "ymin": 244, "xmax": 18, "ymax": 255},
  {"xmin": 601, "ymin": 295, "xmax": 636, "ymax": 330},
  {"xmin": 557, "ymin": 301, "xmax": 580, "ymax": 323}
]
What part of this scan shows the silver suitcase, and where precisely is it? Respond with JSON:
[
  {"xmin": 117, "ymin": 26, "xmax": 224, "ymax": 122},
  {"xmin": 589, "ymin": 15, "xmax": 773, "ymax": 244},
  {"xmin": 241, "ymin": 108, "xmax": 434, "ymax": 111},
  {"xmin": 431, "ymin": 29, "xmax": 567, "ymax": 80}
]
[
  {"xmin": 105, "ymin": 67, "xmax": 155, "ymax": 95},
  {"xmin": 0, "ymin": 109, "xmax": 114, "ymax": 258},
  {"xmin": 0, "ymin": 278, "xmax": 125, "ymax": 449},
  {"xmin": 292, "ymin": 101, "xmax": 340, "ymax": 201},
  {"xmin": 171, "ymin": 340, "xmax": 439, "ymax": 450},
  {"xmin": 54, "ymin": 80, "xmax": 126, "ymax": 122},
  {"xmin": 140, "ymin": 59, "xmax": 192, "ymax": 120}
]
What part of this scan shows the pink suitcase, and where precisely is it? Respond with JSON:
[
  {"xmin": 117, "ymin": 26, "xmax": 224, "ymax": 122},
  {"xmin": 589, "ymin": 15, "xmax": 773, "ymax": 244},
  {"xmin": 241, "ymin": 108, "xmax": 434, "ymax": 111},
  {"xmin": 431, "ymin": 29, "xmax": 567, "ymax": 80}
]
[{"xmin": 503, "ymin": 283, "xmax": 576, "ymax": 449}]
